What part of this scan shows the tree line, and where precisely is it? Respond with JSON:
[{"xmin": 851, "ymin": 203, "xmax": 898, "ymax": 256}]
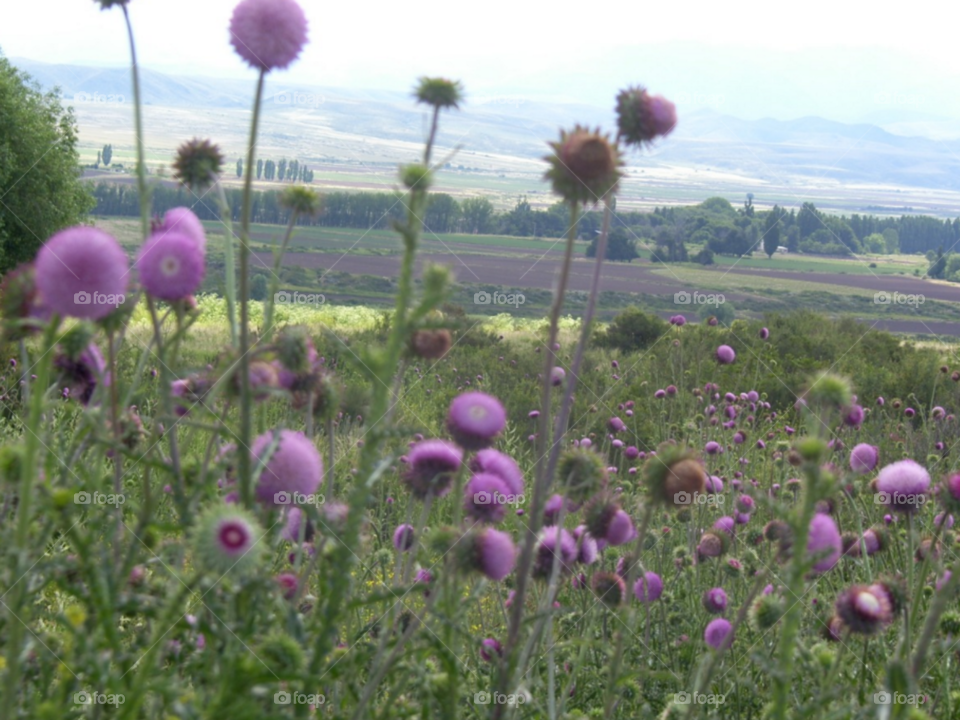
[{"xmin": 88, "ymin": 182, "xmax": 960, "ymax": 260}]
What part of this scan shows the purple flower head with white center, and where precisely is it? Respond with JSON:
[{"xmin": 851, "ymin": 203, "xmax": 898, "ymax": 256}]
[
  {"xmin": 230, "ymin": 0, "xmax": 309, "ymax": 72},
  {"xmin": 252, "ymin": 429, "xmax": 322, "ymax": 506},
  {"xmin": 403, "ymin": 439, "xmax": 462, "ymax": 499},
  {"xmin": 849, "ymin": 444, "xmax": 879, "ymax": 474},
  {"xmin": 393, "ymin": 524, "xmax": 415, "ymax": 552},
  {"xmin": 716, "ymin": 345, "xmax": 736, "ymax": 364},
  {"xmin": 633, "ymin": 571, "xmax": 663, "ymax": 602},
  {"xmin": 464, "ymin": 473, "xmax": 511, "ymax": 523},
  {"xmin": 137, "ymin": 230, "xmax": 205, "ymax": 301},
  {"xmin": 470, "ymin": 449, "xmax": 524, "ymax": 496},
  {"xmin": 704, "ymin": 618, "xmax": 733, "ymax": 649},
  {"xmin": 446, "ymin": 391, "xmax": 506, "ymax": 450},
  {"xmin": 876, "ymin": 459, "xmax": 930, "ymax": 513},
  {"xmin": 807, "ymin": 513, "xmax": 841, "ymax": 572},
  {"xmin": 35, "ymin": 226, "xmax": 129, "ymax": 320},
  {"xmin": 702, "ymin": 587, "xmax": 728, "ymax": 613}
]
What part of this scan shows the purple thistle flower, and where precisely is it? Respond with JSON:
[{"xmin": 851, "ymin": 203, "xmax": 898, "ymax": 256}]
[
  {"xmin": 706, "ymin": 475, "xmax": 724, "ymax": 493},
  {"xmin": 573, "ymin": 525, "xmax": 598, "ymax": 564},
  {"xmin": 876, "ymin": 459, "xmax": 930, "ymax": 513},
  {"xmin": 716, "ymin": 345, "xmax": 736, "ymax": 364},
  {"xmin": 446, "ymin": 391, "xmax": 506, "ymax": 450},
  {"xmin": 470, "ymin": 449, "xmax": 524, "ymax": 496},
  {"xmin": 759, "ymin": 327, "xmax": 769, "ymax": 340},
  {"xmin": 671, "ymin": 315, "xmax": 686, "ymax": 326},
  {"xmin": 835, "ymin": 585, "xmax": 892, "ymax": 635},
  {"xmin": 843, "ymin": 404, "xmax": 865, "ymax": 428},
  {"xmin": 137, "ymin": 231, "xmax": 205, "ymax": 301},
  {"xmin": 475, "ymin": 528, "xmax": 516, "ymax": 581},
  {"xmin": 654, "ymin": 388, "xmax": 666, "ymax": 399},
  {"xmin": 633, "ymin": 571, "xmax": 663, "ymax": 602},
  {"xmin": 533, "ymin": 526, "xmax": 577, "ymax": 578},
  {"xmin": 275, "ymin": 572, "xmax": 299, "ymax": 599},
  {"xmin": 702, "ymin": 587, "xmax": 728, "ymax": 613},
  {"xmin": 35, "ymin": 226, "xmax": 129, "ymax": 320},
  {"xmin": 849, "ymin": 444, "xmax": 879, "ymax": 474},
  {"xmin": 480, "ymin": 638, "xmax": 503, "ymax": 662},
  {"xmin": 464, "ymin": 473, "xmax": 511, "ymax": 523},
  {"xmin": 704, "ymin": 618, "xmax": 733, "ymax": 649},
  {"xmin": 807, "ymin": 513, "xmax": 841, "ymax": 573},
  {"xmin": 705, "ymin": 441, "xmax": 722, "ymax": 455},
  {"xmin": 714, "ymin": 516, "xmax": 735, "ymax": 535},
  {"xmin": 230, "ymin": 0, "xmax": 309, "ymax": 72},
  {"xmin": 625, "ymin": 445, "xmax": 640, "ymax": 460},
  {"xmin": 252, "ymin": 429, "xmax": 322, "ymax": 506},
  {"xmin": 608, "ymin": 416, "xmax": 627, "ymax": 433},
  {"xmin": 55, "ymin": 343, "xmax": 110, "ymax": 405},
  {"xmin": 605, "ymin": 509, "xmax": 636, "ymax": 546},
  {"xmin": 550, "ymin": 367, "xmax": 566, "ymax": 386},
  {"xmin": 160, "ymin": 207, "xmax": 206, "ymax": 252},
  {"xmin": 403, "ymin": 439, "xmax": 462, "ymax": 498},
  {"xmin": 393, "ymin": 523, "xmax": 415, "ymax": 552}
]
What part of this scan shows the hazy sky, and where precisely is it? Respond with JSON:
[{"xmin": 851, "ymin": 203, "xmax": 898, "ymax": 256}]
[{"xmin": 4, "ymin": 0, "xmax": 960, "ymax": 122}]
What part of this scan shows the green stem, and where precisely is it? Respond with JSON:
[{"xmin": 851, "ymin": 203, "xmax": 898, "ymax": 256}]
[
  {"xmin": 771, "ymin": 462, "xmax": 820, "ymax": 720},
  {"xmin": 237, "ymin": 69, "xmax": 266, "ymax": 509},
  {"xmin": 4, "ymin": 318, "xmax": 59, "ymax": 708},
  {"xmin": 262, "ymin": 209, "xmax": 300, "ymax": 336},
  {"xmin": 215, "ymin": 180, "xmax": 238, "ymax": 346},
  {"xmin": 122, "ymin": 5, "xmax": 149, "ymax": 241}
]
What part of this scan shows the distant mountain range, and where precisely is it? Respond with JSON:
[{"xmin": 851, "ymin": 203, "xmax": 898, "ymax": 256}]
[{"xmin": 12, "ymin": 57, "xmax": 960, "ymax": 197}]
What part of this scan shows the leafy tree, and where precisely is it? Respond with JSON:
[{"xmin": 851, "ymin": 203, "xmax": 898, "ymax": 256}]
[
  {"xmin": 250, "ymin": 273, "xmax": 268, "ymax": 300},
  {"xmin": 460, "ymin": 197, "xmax": 495, "ymax": 234},
  {"xmin": 256, "ymin": 158, "xmax": 263, "ymax": 180},
  {"xmin": 863, "ymin": 233, "xmax": 886, "ymax": 254},
  {"xmin": 596, "ymin": 307, "xmax": 667, "ymax": 352},
  {"xmin": 277, "ymin": 158, "xmax": 287, "ymax": 182},
  {"xmin": 882, "ymin": 228, "xmax": 899, "ymax": 253},
  {"xmin": 693, "ymin": 247, "xmax": 714, "ymax": 265},
  {"xmin": 786, "ymin": 225, "xmax": 800, "ymax": 252},
  {"xmin": 649, "ymin": 226, "xmax": 687, "ymax": 262},
  {"xmin": 742, "ymin": 193, "xmax": 754, "ymax": 218},
  {"xmin": 762, "ymin": 207, "xmax": 781, "ymax": 258},
  {"xmin": 236, "ymin": 158, "xmax": 243, "ymax": 178},
  {"xmin": 96, "ymin": 150, "xmax": 101, "ymax": 167},
  {"xmin": 0, "ymin": 56, "xmax": 94, "ymax": 271},
  {"xmin": 797, "ymin": 202, "xmax": 821, "ymax": 239},
  {"xmin": 587, "ymin": 226, "xmax": 639, "ymax": 262},
  {"xmin": 102, "ymin": 143, "xmax": 112, "ymax": 166},
  {"xmin": 928, "ymin": 246, "xmax": 947, "ymax": 279}
]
